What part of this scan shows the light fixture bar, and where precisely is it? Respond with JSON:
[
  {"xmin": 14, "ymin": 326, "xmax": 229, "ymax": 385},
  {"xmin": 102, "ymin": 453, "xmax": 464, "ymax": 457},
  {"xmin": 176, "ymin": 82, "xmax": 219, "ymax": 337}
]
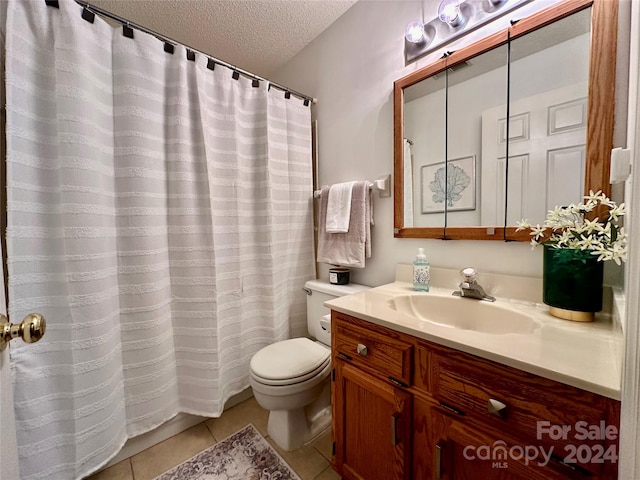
[{"xmin": 405, "ymin": 0, "xmax": 532, "ymax": 65}]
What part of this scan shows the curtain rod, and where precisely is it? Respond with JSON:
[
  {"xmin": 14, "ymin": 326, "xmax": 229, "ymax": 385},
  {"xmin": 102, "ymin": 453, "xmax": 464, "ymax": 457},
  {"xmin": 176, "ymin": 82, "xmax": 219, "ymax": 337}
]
[{"xmin": 74, "ymin": 1, "xmax": 317, "ymax": 105}]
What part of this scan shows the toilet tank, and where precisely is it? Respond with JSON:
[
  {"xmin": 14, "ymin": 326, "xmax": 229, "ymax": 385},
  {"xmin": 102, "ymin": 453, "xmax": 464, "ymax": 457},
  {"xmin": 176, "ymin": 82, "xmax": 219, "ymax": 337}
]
[{"xmin": 303, "ymin": 280, "xmax": 370, "ymax": 346}]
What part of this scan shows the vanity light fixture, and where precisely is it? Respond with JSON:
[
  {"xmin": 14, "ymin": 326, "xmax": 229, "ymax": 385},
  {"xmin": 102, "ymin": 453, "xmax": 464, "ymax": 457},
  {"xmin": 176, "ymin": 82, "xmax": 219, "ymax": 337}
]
[{"xmin": 404, "ymin": 0, "xmax": 532, "ymax": 65}]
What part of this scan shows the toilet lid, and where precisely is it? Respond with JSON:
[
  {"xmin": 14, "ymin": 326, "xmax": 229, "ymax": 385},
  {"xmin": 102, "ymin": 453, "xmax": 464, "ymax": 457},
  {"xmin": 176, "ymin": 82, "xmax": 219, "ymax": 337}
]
[{"xmin": 250, "ymin": 338, "xmax": 330, "ymax": 381}]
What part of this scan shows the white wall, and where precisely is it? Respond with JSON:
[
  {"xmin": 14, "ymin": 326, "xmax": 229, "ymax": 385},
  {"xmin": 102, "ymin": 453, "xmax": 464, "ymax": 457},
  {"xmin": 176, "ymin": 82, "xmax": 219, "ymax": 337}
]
[{"xmin": 271, "ymin": 0, "xmax": 577, "ymax": 287}]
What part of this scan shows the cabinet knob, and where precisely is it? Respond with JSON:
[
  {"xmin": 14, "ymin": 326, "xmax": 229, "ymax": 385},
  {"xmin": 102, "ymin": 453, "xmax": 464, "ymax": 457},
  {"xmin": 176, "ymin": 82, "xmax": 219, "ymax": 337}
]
[
  {"xmin": 488, "ymin": 398, "xmax": 508, "ymax": 417},
  {"xmin": 356, "ymin": 343, "xmax": 368, "ymax": 357}
]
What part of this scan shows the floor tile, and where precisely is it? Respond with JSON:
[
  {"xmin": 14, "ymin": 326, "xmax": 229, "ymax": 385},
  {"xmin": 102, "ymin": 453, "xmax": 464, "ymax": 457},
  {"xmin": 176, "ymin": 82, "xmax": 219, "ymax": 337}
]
[
  {"xmin": 205, "ymin": 396, "xmax": 269, "ymax": 440},
  {"xmin": 267, "ymin": 436, "xmax": 330, "ymax": 480},
  {"xmin": 89, "ymin": 397, "xmax": 331, "ymax": 480},
  {"xmin": 311, "ymin": 428, "xmax": 333, "ymax": 461},
  {"xmin": 130, "ymin": 423, "xmax": 216, "ymax": 480},
  {"xmin": 313, "ymin": 465, "xmax": 342, "ymax": 480},
  {"xmin": 85, "ymin": 459, "xmax": 133, "ymax": 480}
]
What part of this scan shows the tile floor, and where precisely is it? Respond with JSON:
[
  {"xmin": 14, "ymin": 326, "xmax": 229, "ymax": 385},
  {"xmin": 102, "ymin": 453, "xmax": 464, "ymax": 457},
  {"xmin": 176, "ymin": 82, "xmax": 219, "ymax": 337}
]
[{"xmin": 85, "ymin": 397, "xmax": 341, "ymax": 480}]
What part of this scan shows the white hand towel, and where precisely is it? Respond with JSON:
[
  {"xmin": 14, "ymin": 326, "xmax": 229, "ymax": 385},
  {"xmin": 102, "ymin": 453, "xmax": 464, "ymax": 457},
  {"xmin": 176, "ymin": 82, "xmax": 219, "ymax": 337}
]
[{"xmin": 326, "ymin": 181, "xmax": 356, "ymax": 233}]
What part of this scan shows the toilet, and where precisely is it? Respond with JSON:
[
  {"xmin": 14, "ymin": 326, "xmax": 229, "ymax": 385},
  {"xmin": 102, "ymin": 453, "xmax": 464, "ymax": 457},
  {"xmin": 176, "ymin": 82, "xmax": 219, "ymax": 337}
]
[{"xmin": 249, "ymin": 279, "xmax": 370, "ymax": 451}]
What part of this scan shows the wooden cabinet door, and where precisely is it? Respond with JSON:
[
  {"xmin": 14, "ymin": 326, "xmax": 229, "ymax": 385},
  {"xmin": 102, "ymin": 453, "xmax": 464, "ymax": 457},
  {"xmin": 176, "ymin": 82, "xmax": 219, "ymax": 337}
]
[
  {"xmin": 333, "ymin": 360, "xmax": 412, "ymax": 480},
  {"xmin": 430, "ymin": 408, "xmax": 585, "ymax": 480}
]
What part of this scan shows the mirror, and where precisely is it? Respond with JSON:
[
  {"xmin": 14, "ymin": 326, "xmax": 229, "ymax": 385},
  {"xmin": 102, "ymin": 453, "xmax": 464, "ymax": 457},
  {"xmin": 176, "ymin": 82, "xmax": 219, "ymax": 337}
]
[
  {"xmin": 404, "ymin": 72, "xmax": 447, "ymax": 230},
  {"xmin": 447, "ymin": 43, "xmax": 508, "ymax": 228},
  {"xmin": 393, "ymin": 0, "xmax": 618, "ymax": 240},
  {"xmin": 506, "ymin": 9, "xmax": 590, "ymax": 226}
]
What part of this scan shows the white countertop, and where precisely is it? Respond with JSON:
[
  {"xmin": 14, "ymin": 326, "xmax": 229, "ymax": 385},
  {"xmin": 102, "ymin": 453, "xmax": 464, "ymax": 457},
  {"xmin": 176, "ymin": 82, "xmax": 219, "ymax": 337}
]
[{"xmin": 325, "ymin": 281, "xmax": 623, "ymax": 400}]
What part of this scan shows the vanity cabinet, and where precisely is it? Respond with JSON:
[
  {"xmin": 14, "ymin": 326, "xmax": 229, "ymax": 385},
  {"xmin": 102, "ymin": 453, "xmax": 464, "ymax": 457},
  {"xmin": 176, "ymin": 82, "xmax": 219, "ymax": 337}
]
[
  {"xmin": 331, "ymin": 315, "xmax": 414, "ymax": 480},
  {"xmin": 331, "ymin": 311, "xmax": 620, "ymax": 480}
]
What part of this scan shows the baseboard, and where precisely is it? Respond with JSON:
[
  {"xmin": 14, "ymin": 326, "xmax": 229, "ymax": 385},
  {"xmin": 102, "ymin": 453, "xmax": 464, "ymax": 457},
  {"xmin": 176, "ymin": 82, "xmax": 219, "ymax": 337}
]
[{"xmin": 103, "ymin": 388, "xmax": 254, "ymax": 469}]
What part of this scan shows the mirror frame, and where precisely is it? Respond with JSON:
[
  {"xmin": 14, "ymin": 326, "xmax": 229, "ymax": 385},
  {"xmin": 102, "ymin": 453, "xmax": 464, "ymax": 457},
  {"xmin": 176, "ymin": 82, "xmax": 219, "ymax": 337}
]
[{"xmin": 393, "ymin": 0, "xmax": 618, "ymax": 241}]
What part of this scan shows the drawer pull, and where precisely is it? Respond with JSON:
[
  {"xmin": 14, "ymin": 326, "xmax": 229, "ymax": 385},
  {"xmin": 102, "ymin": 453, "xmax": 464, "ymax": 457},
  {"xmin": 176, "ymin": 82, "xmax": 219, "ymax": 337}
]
[
  {"xmin": 388, "ymin": 377, "xmax": 408, "ymax": 388},
  {"xmin": 356, "ymin": 343, "xmax": 368, "ymax": 356},
  {"xmin": 439, "ymin": 401, "xmax": 465, "ymax": 416},
  {"xmin": 550, "ymin": 454, "xmax": 593, "ymax": 476},
  {"xmin": 434, "ymin": 440, "xmax": 445, "ymax": 479},
  {"xmin": 487, "ymin": 398, "xmax": 508, "ymax": 417},
  {"xmin": 391, "ymin": 412, "xmax": 400, "ymax": 445},
  {"xmin": 337, "ymin": 351, "xmax": 352, "ymax": 361}
]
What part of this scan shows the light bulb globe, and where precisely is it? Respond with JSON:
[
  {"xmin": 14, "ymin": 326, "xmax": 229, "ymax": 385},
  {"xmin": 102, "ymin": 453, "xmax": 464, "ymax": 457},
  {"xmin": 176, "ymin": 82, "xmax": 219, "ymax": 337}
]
[
  {"xmin": 438, "ymin": 0, "xmax": 462, "ymax": 26},
  {"xmin": 405, "ymin": 20, "xmax": 425, "ymax": 44}
]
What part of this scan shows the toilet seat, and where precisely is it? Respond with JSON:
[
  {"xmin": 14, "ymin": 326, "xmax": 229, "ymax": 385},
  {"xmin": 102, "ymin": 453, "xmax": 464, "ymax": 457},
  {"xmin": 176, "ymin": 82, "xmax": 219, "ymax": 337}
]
[
  {"xmin": 251, "ymin": 356, "xmax": 331, "ymax": 387},
  {"xmin": 250, "ymin": 338, "xmax": 330, "ymax": 387}
]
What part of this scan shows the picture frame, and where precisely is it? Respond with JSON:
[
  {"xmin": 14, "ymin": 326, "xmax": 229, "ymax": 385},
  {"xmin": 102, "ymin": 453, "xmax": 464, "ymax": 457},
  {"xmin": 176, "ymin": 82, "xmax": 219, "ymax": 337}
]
[{"xmin": 420, "ymin": 155, "xmax": 476, "ymax": 214}]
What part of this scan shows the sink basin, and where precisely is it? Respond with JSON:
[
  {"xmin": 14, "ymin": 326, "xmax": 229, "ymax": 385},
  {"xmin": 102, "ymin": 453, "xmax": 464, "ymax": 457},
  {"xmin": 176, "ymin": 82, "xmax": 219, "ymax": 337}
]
[{"xmin": 388, "ymin": 294, "xmax": 540, "ymax": 335}]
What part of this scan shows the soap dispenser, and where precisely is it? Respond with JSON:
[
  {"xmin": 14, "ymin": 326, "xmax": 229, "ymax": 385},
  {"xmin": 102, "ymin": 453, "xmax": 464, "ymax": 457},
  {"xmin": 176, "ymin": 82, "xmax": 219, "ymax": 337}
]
[{"xmin": 413, "ymin": 248, "xmax": 430, "ymax": 292}]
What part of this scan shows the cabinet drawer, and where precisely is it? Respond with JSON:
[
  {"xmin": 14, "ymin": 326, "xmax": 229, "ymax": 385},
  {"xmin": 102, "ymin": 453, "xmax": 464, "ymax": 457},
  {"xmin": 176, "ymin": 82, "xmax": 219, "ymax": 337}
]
[
  {"xmin": 332, "ymin": 312, "xmax": 413, "ymax": 385},
  {"xmin": 430, "ymin": 344, "xmax": 620, "ymax": 476}
]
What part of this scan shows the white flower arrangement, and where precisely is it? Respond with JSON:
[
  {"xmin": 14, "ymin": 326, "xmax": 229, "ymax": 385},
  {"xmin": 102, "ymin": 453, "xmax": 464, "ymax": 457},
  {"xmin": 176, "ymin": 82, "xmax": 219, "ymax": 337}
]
[{"xmin": 516, "ymin": 190, "xmax": 628, "ymax": 265}]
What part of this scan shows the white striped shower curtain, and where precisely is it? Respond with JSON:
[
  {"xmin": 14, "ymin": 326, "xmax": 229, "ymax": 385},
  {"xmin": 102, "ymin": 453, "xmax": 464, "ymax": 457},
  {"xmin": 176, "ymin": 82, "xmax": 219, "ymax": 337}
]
[{"xmin": 2, "ymin": 0, "xmax": 315, "ymax": 478}]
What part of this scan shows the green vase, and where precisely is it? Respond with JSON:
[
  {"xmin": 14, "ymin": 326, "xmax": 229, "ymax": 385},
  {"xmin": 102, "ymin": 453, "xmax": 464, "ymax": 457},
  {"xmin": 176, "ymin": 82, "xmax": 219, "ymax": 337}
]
[{"xmin": 542, "ymin": 245, "xmax": 604, "ymax": 321}]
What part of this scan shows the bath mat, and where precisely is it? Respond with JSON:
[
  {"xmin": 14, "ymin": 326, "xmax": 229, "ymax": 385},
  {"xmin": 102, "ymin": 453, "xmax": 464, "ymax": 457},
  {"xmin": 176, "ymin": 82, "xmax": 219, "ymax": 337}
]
[{"xmin": 153, "ymin": 424, "xmax": 301, "ymax": 480}]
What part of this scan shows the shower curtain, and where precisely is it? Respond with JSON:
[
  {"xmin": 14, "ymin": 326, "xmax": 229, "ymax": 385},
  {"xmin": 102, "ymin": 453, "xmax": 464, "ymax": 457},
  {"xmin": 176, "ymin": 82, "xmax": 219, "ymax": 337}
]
[{"xmin": 3, "ymin": 1, "xmax": 315, "ymax": 478}]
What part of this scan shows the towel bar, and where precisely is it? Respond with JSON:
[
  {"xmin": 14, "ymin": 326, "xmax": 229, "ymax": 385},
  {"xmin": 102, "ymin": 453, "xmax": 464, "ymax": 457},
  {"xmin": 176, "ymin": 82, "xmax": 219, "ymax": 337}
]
[{"xmin": 313, "ymin": 174, "xmax": 390, "ymax": 198}]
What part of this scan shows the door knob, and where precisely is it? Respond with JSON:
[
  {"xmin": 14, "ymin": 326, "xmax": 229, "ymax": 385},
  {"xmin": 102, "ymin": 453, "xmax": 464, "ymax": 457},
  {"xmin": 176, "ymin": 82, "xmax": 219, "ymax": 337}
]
[{"xmin": 0, "ymin": 313, "xmax": 46, "ymax": 351}]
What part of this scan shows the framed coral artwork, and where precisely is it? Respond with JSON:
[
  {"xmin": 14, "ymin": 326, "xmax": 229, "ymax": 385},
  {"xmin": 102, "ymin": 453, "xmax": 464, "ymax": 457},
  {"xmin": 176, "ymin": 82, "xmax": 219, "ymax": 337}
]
[{"xmin": 420, "ymin": 155, "xmax": 476, "ymax": 214}]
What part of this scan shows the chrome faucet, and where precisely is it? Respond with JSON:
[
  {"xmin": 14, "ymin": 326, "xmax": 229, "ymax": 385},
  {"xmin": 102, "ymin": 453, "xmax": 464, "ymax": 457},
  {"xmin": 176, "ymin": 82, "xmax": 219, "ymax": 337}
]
[{"xmin": 452, "ymin": 267, "xmax": 496, "ymax": 302}]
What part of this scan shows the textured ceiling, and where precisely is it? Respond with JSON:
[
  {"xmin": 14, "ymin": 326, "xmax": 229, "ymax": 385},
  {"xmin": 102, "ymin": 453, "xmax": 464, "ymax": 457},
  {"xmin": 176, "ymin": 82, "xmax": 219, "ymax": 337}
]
[{"xmin": 88, "ymin": 0, "xmax": 357, "ymax": 78}]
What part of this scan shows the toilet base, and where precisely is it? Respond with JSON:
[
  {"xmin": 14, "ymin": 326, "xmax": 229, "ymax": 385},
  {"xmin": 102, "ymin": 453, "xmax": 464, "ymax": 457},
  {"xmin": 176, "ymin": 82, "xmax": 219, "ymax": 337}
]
[{"xmin": 266, "ymin": 380, "xmax": 331, "ymax": 451}]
